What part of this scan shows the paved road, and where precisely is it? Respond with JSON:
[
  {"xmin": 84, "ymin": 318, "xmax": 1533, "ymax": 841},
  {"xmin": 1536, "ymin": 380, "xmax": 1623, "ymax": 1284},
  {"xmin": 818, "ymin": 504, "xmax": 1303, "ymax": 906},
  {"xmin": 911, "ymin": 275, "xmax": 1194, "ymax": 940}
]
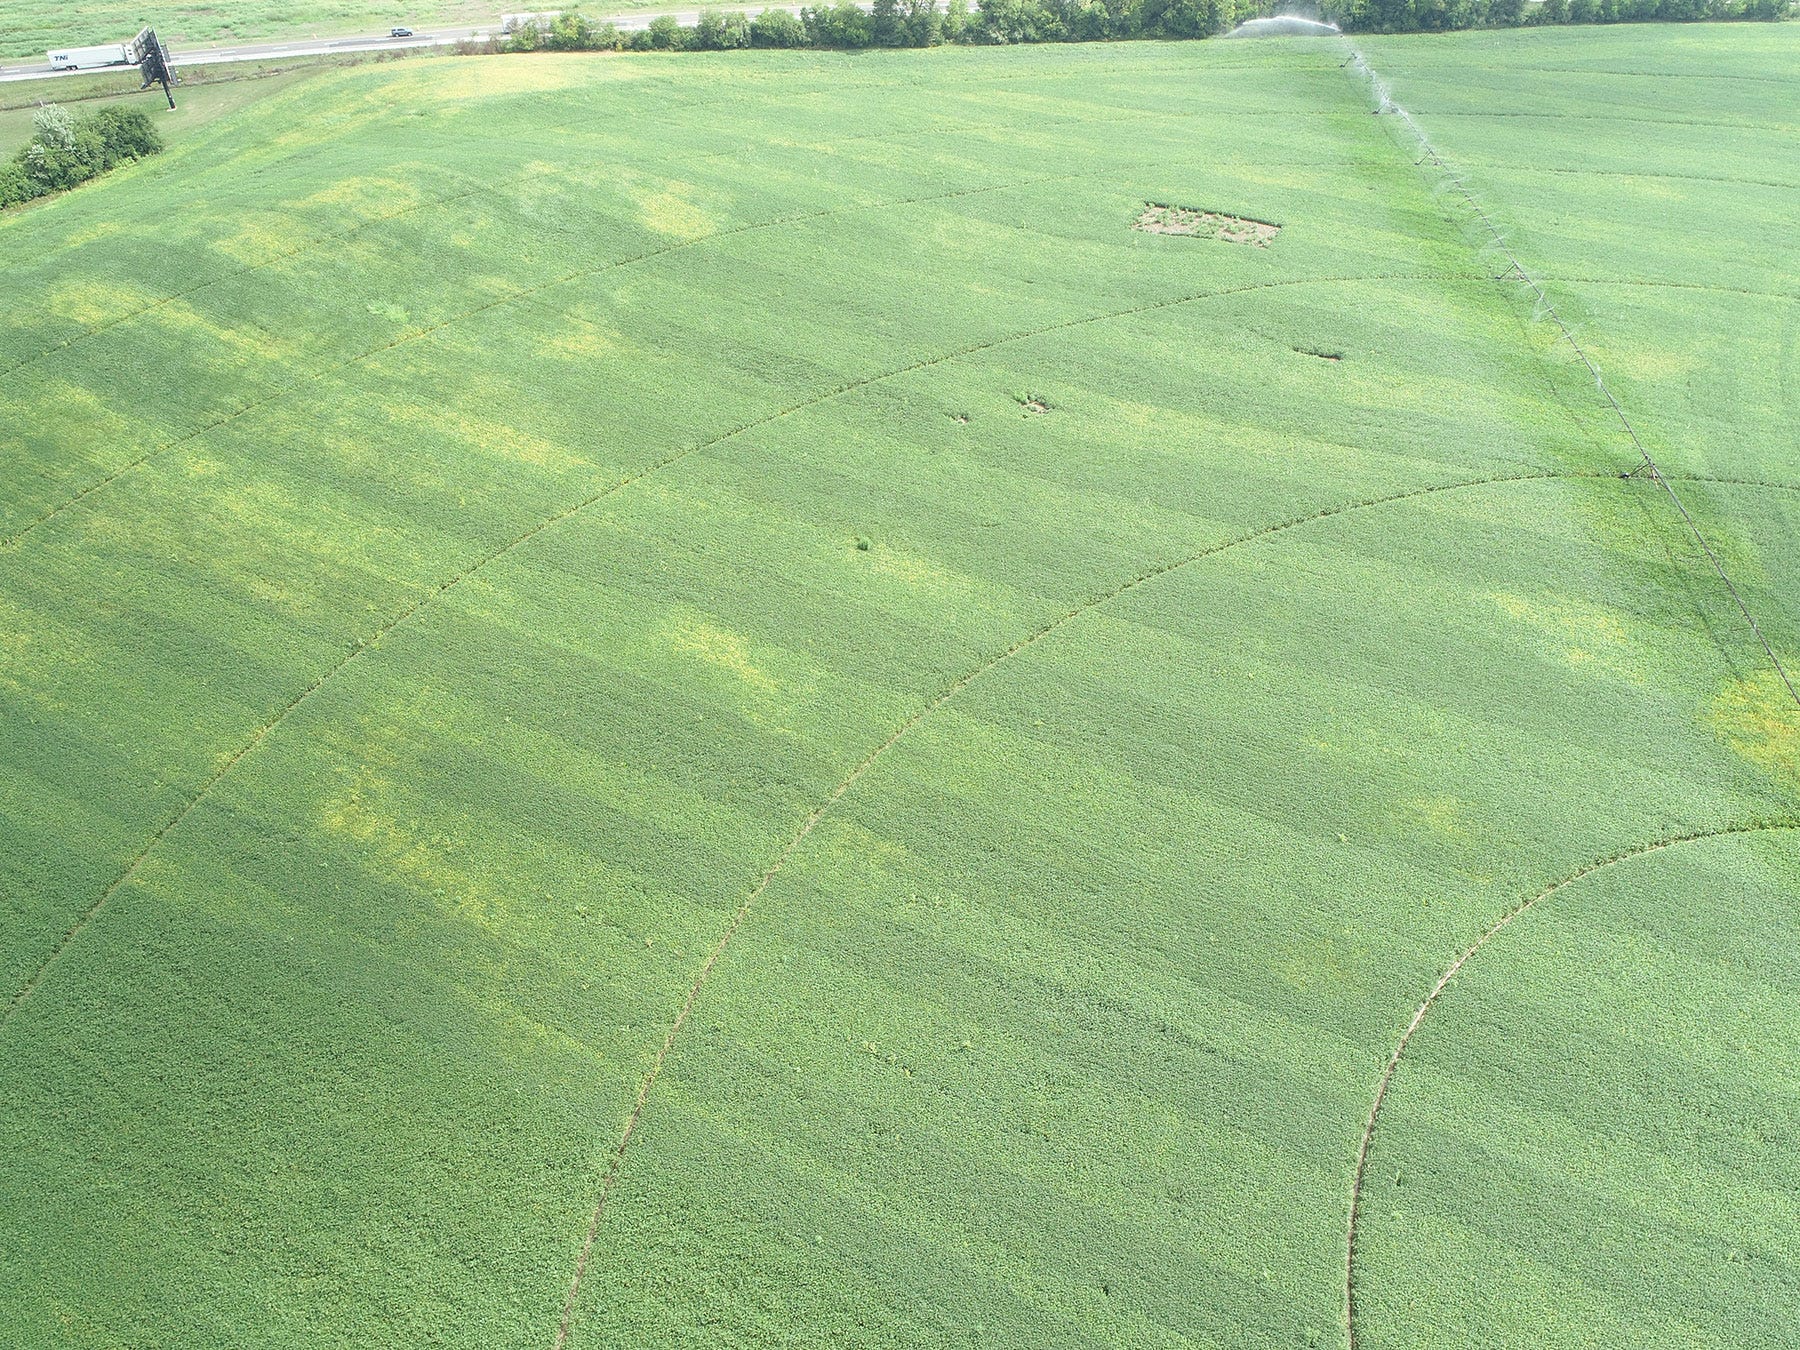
[{"xmin": 0, "ymin": 8, "xmax": 809, "ymax": 84}]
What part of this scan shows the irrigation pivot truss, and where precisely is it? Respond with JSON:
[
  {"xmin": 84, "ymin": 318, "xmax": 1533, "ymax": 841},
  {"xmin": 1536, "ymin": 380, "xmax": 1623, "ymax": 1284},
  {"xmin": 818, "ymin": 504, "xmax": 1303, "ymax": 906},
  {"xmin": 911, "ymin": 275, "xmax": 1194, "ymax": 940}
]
[
  {"xmin": 133, "ymin": 27, "xmax": 177, "ymax": 109},
  {"xmin": 1342, "ymin": 43, "xmax": 1800, "ymax": 712},
  {"xmin": 1340, "ymin": 37, "xmax": 1800, "ymax": 1350}
]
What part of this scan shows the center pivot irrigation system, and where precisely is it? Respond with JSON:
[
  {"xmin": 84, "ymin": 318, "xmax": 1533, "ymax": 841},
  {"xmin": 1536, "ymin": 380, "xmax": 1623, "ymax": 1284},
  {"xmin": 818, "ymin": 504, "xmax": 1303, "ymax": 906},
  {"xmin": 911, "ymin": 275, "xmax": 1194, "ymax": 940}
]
[
  {"xmin": 1341, "ymin": 40, "xmax": 1800, "ymax": 713},
  {"xmin": 132, "ymin": 27, "xmax": 178, "ymax": 109}
]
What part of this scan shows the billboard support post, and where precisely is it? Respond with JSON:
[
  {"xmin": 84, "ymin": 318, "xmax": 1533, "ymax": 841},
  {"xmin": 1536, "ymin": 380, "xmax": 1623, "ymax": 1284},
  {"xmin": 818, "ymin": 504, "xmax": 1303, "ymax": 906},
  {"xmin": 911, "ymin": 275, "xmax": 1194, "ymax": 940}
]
[{"xmin": 133, "ymin": 28, "xmax": 177, "ymax": 109}]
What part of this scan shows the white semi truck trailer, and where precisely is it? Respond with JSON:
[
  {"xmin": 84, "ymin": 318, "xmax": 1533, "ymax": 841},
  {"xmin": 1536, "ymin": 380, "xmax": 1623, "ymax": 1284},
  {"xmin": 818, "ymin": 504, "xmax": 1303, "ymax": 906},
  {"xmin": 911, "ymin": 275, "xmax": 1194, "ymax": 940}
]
[{"xmin": 48, "ymin": 43, "xmax": 133, "ymax": 70}]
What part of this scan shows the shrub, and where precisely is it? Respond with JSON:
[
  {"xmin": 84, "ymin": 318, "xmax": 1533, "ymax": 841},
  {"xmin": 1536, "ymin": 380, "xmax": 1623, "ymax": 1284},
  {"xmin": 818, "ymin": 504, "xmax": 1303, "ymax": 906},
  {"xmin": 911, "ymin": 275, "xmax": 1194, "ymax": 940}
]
[
  {"xmin": 694, "ymin": 9, "xmax": 754, "ymax": 46},
  {"xmin": 0, "ymin": 160, "xmax": 32, "ymax": 209},
  {"xmin": 969, "ymin": 0, "xmax": 1060, "ymax": 41},
  {"xmin": 33, "ymin": 104, "xmax": 76, "ymax": 151},
  {"xmin": 751, "ymin": 7, "xmax": 809, "ymax": 43},
  {"xmin": 802, "ymin": 0, "xmax": 876, "ymax": 45},
  {"xmin": 872, "ymin": 0, "xmax": 907, "ymax": 43},
  {"xmin": 645, "ymin": 13, "xmax": 687, "ymax": 47},
  {"xmin": 900, "ymin": 0, "xmax": 947, "ymax": 44},
  {"xmin": 85, "ymin": 106, "xmax": 162, "ymax": 164}
]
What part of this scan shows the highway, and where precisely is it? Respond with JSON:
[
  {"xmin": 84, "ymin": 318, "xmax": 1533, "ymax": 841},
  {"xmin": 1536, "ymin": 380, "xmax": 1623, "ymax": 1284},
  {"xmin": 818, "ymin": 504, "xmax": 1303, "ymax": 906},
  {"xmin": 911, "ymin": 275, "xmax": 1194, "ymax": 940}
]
[{"xmin": 0, "ymin": 8, "xmax": 810, "ymax": 84}]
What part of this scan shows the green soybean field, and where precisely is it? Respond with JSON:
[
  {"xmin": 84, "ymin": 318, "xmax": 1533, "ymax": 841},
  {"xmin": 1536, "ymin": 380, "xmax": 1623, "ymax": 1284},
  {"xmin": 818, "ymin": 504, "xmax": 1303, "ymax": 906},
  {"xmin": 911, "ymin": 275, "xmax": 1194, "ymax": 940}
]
[{"xmin": 1, "ymin": 25, "xmax": 1796, "ymax": 1349}]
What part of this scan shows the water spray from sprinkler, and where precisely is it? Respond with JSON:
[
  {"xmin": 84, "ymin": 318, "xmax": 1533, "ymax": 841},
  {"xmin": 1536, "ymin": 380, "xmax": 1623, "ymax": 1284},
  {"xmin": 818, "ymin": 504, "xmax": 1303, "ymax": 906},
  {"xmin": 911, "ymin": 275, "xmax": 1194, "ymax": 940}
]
[{"xmin": 1225, "ymin": 12, "xmax": 1341, "ymax": 37}]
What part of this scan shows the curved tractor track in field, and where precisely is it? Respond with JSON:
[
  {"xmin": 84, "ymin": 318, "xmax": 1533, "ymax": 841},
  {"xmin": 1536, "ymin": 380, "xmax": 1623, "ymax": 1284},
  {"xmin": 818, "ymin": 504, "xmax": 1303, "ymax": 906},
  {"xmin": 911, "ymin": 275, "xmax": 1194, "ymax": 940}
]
[
  {"xmin": 548, "ymin": 464, "xmax": 1596, "ymax": 1347},
  {"xmin": 0, "ymin": 265, "xmax": 1468, "ymax": 1027},
  {"xmin": 1, "ymin": 171, "xmax": 1068, "ymax": 548},
  {"xmin": 1342, "ymin": 818, "xmax": 1800, "ymax": 1350},
  {"xmin": 6, "ymin": 167, "xmax": 1418, "ymax": 550}
]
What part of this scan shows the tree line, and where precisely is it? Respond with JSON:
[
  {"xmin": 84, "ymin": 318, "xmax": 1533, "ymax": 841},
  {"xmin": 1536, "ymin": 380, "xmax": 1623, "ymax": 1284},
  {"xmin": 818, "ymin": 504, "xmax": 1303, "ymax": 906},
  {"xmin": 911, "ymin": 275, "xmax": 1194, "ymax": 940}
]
[
  {"xmin": 0, "ymin": 104, "xmax": 162, "ymax": 210},
  {"xmin": 505, "ymin": 0, "xmax": 1246, "ymax": 51},
  {"xmin": 1328, "ymin": 0, "xmax": 1786, "ymax": 32},
  {"xmin": 502, "ymin": 0, "xmax": 1787, "ymax": 50}
]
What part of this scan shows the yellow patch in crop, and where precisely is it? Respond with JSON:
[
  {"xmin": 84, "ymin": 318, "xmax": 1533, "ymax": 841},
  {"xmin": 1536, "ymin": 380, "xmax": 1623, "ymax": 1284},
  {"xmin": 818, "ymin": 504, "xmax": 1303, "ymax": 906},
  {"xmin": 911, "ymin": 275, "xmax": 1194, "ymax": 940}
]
[
  {"xmin": 383, "ymin": 54, "xmax": 610, "ymax": 106},
  {"xmin": 1623, "ymin": 175, "xmax": 1686, "ymax": 202},
  {"xmin": 383, "ymin": 402, "xmax": 592, "ymax": 473},
  {"xmin": 1270, "ymin": 928, "xmax": 1357, "ymax": 991},
  {"xmin": 870, "ymin": 547, "xmax": 964, "ymax": 595},
  {"xmin": 324, "ymin": 787, "xmax": 517, "ymax": 933},
  {"xmin": 1604, "ymin": 341, "xmax": 1691, "ymax": 382},
  {"xmin": 317, "ymin": 727, "xmax": 526, "ymax": 936},
  {"xmin": 55, "ymin": 280, "xmax": 150, "ymax": 327},
  {"xmin": 1399, "ymin": 795, "xmax": 1468, "ymax": 837},
  {"xmin": 1107, "ymin": 397, "xmax": 1173, "ymax": 432},
  {"xmin": 539, "ymin": 322, "xmax": 620, "ymax": 362},
  {"xmin": 1709, "ymin": 670, "xmax": 1800, "ymax": 791},
  {"xmin": 668, "ymin": 619, "xmax": 778, "ymax": 693},
  {"xmin": 17, "ymin": 380, "xmax": 130, "ymax": 437},
  {"xmin": 0, "ymin": 596, "xmax": 82, "ymax": 711},
  {"xmin": 58, "ymin": 219, "xmax": 123, "ymax": 249},
  {"xmin": 1490, "ymin": 589, "xmax": 1641, "ymax": 684},
  {"xmin": 632, "ymin": 184, "xmax": 712, "ymax": 241},
  {"xmin": 211, "ymin": 214, "xmax": 304, "ymax": 265},
  {"xmin": 298, "ymin": 174, "xmax": 424, "ymax": 222}
]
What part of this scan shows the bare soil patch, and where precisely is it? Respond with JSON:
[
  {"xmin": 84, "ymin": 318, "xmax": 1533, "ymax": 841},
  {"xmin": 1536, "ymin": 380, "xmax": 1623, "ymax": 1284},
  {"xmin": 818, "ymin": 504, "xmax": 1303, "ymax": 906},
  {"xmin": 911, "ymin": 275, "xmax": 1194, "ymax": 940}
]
[{"xmin": 1134, "ymin": 203, "xmax": 1280, "ymax": 247}]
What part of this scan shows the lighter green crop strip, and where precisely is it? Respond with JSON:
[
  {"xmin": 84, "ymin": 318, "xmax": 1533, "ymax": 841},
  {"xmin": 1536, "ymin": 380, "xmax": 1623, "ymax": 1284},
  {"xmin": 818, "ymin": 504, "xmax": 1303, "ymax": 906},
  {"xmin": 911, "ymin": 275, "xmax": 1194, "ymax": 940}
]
[
  {"xmin": 0, "ymin": 169, "xmax": 503, "ymax": 385},
  {"xmin": 1537, "ymin": 276, "xmax": 1800, "ymax": 303},
  {"xmin": 0, "ymin": 67, "xmax": 918, "ymax": 366},
  {"xmin": 1345, "ymin": 42, "xmax": 1800, "ymax": 708},
  {"xmin": 551, "ymin": 465, "xmax": 1585, "ymax": 1347},
  {"xmin": 1342, "ymin": 818, "xmax": 1800, "ymax": 1350},
  {"xmin": 0, "ymin": 266, "xmax": 1457, "ymax": 1025},
  {"xmin": 0, "ymin": 172, "xmax": 1075, "ymax": 550},
  {"xmin": 0, "ymin": 266, "xmax": 1442, "ymax": 1023},
  {"xmin": 1411, "ymin": 109, "xmax": 1797, "ymax": 134},
  {"xmin": 1502, "ymin": 166, "xmax": 1800, "ymax": 192},
  {"xmin": 1474, "ymin": 64, "xmax": 1794, "ymax": 86}
]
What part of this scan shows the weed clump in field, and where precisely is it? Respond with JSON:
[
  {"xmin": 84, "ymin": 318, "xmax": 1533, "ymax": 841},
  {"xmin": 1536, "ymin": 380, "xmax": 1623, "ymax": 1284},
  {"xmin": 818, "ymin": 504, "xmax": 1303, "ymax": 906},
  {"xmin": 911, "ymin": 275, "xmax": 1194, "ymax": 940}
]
[{"xmin": 1134, "ymin": 203, "xmax": 1279, "ymax": 246}]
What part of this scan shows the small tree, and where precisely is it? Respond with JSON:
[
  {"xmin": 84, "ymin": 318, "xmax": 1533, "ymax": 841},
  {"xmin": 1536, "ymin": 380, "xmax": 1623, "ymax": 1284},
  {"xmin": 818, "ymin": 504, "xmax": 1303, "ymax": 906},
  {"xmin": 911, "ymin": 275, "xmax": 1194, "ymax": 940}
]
[
  {"xmin": 546, "ymin": 10, "xmax": 587, "ymax": 48},
  {"xmin": 803, "ymin": 0, "xmax": 876, "ymax": 43},
  {"xmin": 84, "ymin": 106, "xmax": 161, "ymax": 165},
  {"xmin": 32, "ymin": 105, "xmax": 76, "ymax": 151},
  {"xmin": 751, "ymin": 7, "xmax": 808, "ymax": 43},
  {"xmin": 970, "ymin": 0, "xmax": 1059, "ymax": 40},
  {"xmin": 900, "ymin": 0, "xmax": 945, "ymax": 43},
  {"xmin": 872, "ymin": 0, "xmax": 906, "ymax": 42},
  {"xmin": 943, "ymin": 0, "xmax": 972, "ymax": 39},
  {"xmin": 645, "ymin": 13, "xmax": 686, "ymax": 47},
  {"xmin": 0, "ymin": 160, "xmax": 33, "ymax": 209},
  {"xmin": 694, "ymin": 9, "xmax": 730, "ymax": 45}
]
